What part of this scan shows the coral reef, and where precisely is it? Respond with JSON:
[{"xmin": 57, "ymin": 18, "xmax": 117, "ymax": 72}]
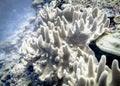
[
  {"xmin": 114, "ymin": 15, "xmax": 120, "ymax": 24},
  {"xmin": 114, "ymin": 15, "xmax": 120, "ymax": 30},
  {"xmin": 63, "ymin": 0, "xmax": 120, "ymax": 29},
  {"xmin": 96, "ymin": 30, "xmax": 120, "ymax": 56},
  {"xmin": 0, "ymin": 39, "xmax": 22, "ymax": 85},
  {"xmin": 0, "ymin": 0, "xmax": 119, "ymax": 86},
  {"xmin": 19, "ymin": 1, "xmax": 120, "ymax": 86}
]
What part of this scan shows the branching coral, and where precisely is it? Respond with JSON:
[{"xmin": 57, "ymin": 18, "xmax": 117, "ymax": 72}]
[{"xmin": 19, "ymin": 1, "xmax": 120, "ymax": 86}]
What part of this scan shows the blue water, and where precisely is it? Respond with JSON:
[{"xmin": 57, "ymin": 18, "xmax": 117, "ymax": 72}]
[{"xmin": 0, "ymin": 0, "xmax": 35, "ymax": 41}]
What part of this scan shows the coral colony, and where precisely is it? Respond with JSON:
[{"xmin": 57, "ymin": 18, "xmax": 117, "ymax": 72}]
[
  {"xmin": 96, "ymin": 30, "xmax": 120, "ymax": 57},
  {"xmin": 10, "ymin": 0, "xmax": 120, "ymax": 86}
]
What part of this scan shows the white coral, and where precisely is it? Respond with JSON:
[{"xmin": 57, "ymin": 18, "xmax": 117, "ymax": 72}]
[
  {"xmin": 96, "ymin": 30, "xmax": 120, "ymax": 56},
  {"xmin": 19, "ymin": 1, "xmax": 120, "ymax": 86}
]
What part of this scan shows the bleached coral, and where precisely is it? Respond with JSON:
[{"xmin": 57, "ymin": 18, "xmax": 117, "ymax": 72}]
[
  {"xmin": 32, "ymin": 4, "xmax": 110, "ymax": 49},
  {"xmin": 19, "ymin": 1, "xmax": 120, "ymax": 86},
  {"xmin": 20, "ymin": 4, "xmax": 109, "ymax": 64},
  {"xmin": 114, "ymin": 15, "xmax": 120, "ymax": 24},
  {"xmin": 32, "ymin": 0, "xmax": 43, "ymax": 5},
  {"xmin": 75, "ymin": 55, "xmax": 120, "ymax": 86},
  {"xmin": 96, "ymin": 30, "xmax": 120, "ymax": 56}
]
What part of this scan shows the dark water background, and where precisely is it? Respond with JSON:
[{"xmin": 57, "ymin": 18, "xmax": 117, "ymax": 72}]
[{"xmin": 0, "ymin": 0, "xmax": 35, "ymax": 41}]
